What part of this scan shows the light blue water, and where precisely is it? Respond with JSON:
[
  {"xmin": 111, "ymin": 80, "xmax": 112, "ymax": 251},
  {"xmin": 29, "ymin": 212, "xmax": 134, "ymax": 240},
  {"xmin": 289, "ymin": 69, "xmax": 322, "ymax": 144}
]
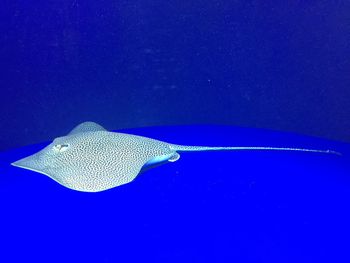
[{"xmin": 1, "ymin": 126, "xmax": 349, "ymax": 262}]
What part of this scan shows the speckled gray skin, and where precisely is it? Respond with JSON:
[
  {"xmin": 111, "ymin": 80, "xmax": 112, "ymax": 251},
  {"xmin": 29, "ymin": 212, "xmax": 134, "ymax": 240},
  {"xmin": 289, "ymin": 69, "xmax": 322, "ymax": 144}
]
[
  {"xmin": 12, "ymin": 122, "xmax": 178, "ymax": 192},
  {"xmin": 11, "ymin": 122, "xmax": 340, "ymax": 192}
]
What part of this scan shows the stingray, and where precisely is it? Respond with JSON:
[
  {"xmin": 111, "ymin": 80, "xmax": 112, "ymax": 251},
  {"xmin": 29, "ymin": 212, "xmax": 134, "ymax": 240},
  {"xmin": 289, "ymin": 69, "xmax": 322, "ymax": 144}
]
[{"xmin": 11, "ymin": 122, "xmax": 340, "ymax": 192}]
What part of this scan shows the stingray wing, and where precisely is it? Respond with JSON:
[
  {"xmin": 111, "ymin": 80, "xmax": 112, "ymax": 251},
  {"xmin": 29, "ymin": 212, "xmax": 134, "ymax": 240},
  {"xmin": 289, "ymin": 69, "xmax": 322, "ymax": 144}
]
[{"xmin": 12, "ymin": 145, "xmax": 152, "ymax": 193}]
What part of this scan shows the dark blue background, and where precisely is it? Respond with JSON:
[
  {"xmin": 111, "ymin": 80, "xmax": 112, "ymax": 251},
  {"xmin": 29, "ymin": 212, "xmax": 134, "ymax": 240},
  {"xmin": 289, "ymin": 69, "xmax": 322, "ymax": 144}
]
[{"xmin": 1, "ymin": 1, "xmax": 350, "ymax": 150}]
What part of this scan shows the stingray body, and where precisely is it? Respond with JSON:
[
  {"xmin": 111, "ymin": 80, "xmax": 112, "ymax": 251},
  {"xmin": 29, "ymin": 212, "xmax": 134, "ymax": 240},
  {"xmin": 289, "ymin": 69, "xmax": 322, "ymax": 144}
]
[{"xmin": 11, "ymin": 122, "xmax": 340, "ymax": 192}]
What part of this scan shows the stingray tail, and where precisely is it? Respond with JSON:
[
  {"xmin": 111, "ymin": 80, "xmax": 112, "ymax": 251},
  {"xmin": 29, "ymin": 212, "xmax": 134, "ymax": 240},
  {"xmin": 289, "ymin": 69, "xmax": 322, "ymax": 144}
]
[{"xmin": 169, "ymin": 144, "xmax": 341, "ymax": 156}]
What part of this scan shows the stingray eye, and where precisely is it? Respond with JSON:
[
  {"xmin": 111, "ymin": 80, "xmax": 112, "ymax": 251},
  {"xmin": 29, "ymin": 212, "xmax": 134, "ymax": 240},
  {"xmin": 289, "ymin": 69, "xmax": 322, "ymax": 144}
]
[{"xmin": 53, "ymin": 144, "xmax": 70, "ymax": 152}]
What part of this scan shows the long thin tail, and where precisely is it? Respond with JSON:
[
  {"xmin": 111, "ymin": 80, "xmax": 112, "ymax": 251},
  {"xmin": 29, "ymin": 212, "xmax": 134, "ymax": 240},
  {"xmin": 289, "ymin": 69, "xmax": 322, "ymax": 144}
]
[{"xmin": 169, "ymin": 144, "xmax": 341, "ymax": 156}]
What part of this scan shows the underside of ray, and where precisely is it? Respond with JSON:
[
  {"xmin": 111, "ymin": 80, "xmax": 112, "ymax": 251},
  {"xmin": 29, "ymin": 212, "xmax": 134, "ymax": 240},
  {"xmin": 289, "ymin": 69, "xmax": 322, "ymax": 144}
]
[{"xmin": 68, "ymin": 121, "xmax": 107, "ymax": 135}]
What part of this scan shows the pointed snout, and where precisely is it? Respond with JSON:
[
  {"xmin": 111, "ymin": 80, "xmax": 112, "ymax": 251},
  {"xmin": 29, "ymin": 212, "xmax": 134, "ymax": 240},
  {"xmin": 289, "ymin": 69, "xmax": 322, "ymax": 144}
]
[{"xmin": 11, "ymin": 154, "xmax": 43, "ymax": 173}]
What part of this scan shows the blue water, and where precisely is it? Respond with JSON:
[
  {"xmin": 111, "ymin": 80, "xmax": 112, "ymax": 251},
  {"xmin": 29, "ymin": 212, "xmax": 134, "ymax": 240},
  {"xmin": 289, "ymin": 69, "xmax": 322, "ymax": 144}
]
[
  {"xmin": 1, "ymin": 1, "xmax": 350, "ymax": 150},
  {"xmin": 1, "ymin": 1, "xmax": 350, "ymax": 262},
  {"xmin": 1, "ymin": 126, "xmax": 350, "ymax": 262}
]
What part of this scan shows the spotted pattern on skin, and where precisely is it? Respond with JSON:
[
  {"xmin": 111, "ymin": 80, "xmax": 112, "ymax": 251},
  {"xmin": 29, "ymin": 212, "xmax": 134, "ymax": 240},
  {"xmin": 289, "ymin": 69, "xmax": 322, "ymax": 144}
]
[
  {"xmin": 12, "ymin": 122, "xmax": 340, "ymax": 192},
  {"xmin": 14, "ymin": 130, "xmax": 175, "ymax": 192}
]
